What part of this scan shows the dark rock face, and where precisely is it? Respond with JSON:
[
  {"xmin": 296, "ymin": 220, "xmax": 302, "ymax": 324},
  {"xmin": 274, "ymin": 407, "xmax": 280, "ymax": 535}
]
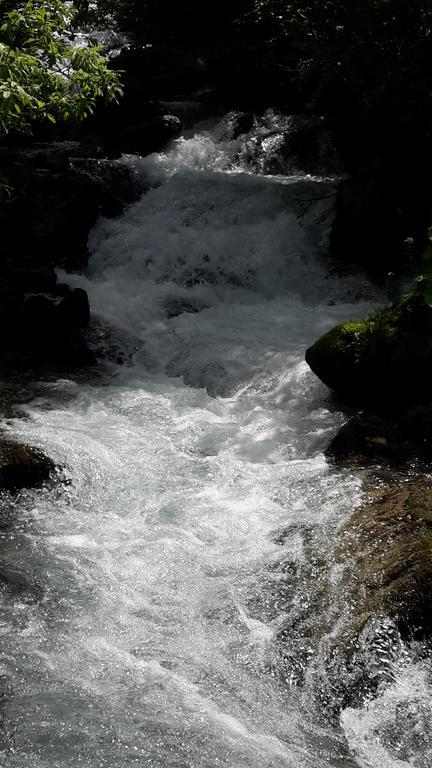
[
  {"xmin": 239, "ymin": 111, "xmax": 344, "ymax": 177},
  {"xmin": 0, "ymin": 289, "xmax": 95, "ymax": 372},
  {"xmin": 0, "ymin": 149, "xmax": 138, "ymax": 274},
  {"xmin": 119, "ymin": 115, "xmax": 183, "ymax": 156},
  {"xmin": 326, "ymin": 413, "xmax": 399, "ymax": 464},
  {"xmin": 223, "ymin": 111, "xmax": 255, "ymax": 140},
  {"xmin": 306, "ymin": 295, "xmax": 432, "ymax": 409},
  {"xmin": 327, "ymin": 406, "xmax": 432, "ymax": 466},
  {"xmin": 0, "ymin": 439, "xmax": 55, "ymax": 491}
]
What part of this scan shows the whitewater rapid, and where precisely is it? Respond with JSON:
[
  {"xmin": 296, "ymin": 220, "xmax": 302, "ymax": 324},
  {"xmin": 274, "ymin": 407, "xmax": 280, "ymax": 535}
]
[{"xmin": 1, "ymin": 116, "xmax": 431, "ymax": 768}]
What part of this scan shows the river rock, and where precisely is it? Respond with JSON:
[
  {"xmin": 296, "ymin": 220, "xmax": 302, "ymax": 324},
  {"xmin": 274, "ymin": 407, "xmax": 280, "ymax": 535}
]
[
  {"xmin": 278, "ymin": 478, "xmax": 432, "ymax": 714},
  {"xmin": 338, "ymin": 480, "xmax": 432, "ymax": 640},
  {"xmin": 223, "ymin": 111, "xmax": 255, "ymax": 140},
  {"xmin": 306, "ymin": 294, "xmax": 432, "ymax": 408},
  {"xmin": 0, "ymin": 439, "xmax": 55, "ymax": 491},
  {"xmin": 239, "ymin": 111, "xmax": 343, "ymax": 177},
  {"xmin": 164, "ymin": 296, "xmax": 208, "ymax": 318},
  {"xmin": 326, "ymin": 413, "xmax": 399, "ymax": 464},
  {"xmin": 119, "ymin": 115, "xmax": 183, "ymax": 156}
]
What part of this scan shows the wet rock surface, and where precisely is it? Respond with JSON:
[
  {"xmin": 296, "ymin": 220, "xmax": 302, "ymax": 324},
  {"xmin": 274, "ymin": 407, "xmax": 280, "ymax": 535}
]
[
  {"xmin": 237, "ymin": 111, "xmax": 344, "ymax": 177},
  {"xmin": 0, "ymin": 438, "xmax": 55, "ymax": 492},
  {"xmin": 326, "ymin": 413, "xmax": 400, "ymax": 464},
  {"xmin": 338, "ymin": 480, "xmax": 432, "ymax": 641},
  {"xmin": 327, "ymin": 405, "xmax": 432, "ymax": 466},
  {"xmin": 277, "ymin": 477, "xmax": 432, "ymax": 715}
]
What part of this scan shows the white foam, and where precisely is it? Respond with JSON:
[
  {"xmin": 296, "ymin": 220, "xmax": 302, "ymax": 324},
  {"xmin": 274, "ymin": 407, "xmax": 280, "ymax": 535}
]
[{"xmin": 0, "ymin": 116, "xmax": 389, "ymax": 768}]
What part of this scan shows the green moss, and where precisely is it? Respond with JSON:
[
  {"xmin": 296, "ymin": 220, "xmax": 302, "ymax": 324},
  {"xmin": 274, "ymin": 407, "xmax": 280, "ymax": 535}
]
[{"xmin": 306, "ymin": 295, "xmax": 432, "ymax": 407}]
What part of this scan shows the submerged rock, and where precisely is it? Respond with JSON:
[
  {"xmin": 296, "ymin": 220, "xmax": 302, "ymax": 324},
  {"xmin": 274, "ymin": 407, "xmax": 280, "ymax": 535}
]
[
  {"xmin": 306, "ymin": 295, "xmax": 432, "ymax": 408},
  {"xmin": 0, "ymin": 439, "xmax": 55, "ymax": 491},
  {"xmin": 164, "ymin": 296, "xmax": 208, "ymax": 318}
]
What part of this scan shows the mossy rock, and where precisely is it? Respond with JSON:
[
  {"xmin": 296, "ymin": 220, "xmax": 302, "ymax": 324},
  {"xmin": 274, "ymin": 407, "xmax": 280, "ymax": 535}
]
[
  {"xmin": 306, "ymin": 294, "xmax": 432, "ymax": 407},
  {"xmin": 0, "ymin": 439, "xmax": 55, "ymax": 491}
]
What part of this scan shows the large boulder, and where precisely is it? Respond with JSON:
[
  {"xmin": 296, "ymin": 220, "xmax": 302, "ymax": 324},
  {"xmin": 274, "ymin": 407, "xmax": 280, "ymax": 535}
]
[
  {"xmin": 306, "ymin": 294, "xmax": 432, "ymax": 408},
  {"xmin": 0, "ymin": 439, "xmax": 55, "ymax": 491}
]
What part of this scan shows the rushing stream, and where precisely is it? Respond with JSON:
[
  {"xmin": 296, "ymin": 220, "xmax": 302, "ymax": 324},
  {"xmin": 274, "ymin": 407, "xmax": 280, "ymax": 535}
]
[{"xmin": 1, "ymin": 116, "xmax": 431, "ymax": 768}]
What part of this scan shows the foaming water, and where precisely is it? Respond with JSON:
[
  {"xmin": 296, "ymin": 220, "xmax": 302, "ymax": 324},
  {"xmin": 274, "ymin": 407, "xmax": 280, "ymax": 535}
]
[
  {"xmin": 342, "ymin": 661, "xmax": 432, "ymax": 767},
  {"xmin": 0, "ymin": 117, "xmax": 420, "ymax": 768}
]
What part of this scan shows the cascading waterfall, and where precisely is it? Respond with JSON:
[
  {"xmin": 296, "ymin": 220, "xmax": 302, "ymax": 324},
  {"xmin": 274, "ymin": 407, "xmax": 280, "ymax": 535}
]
[{"xmin": 1, "ymin": 116, "xmax": 431, "ymax": 768}]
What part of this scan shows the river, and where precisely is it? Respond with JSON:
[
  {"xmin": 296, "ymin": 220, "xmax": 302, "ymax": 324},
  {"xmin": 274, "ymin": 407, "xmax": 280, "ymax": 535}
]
[{"xmin": 1, "ymin": 116, "xmax": 431, "ymax": 768}]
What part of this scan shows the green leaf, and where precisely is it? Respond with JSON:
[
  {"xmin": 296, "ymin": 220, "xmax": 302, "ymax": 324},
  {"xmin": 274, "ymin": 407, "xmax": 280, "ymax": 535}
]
[{"xmin": 0, "ymin": 0, "xmax": 122, "ymax": 135}]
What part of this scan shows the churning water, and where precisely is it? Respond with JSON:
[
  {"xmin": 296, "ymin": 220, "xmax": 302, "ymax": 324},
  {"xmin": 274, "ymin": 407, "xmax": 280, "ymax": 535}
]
[{"xmin": 1, "ymin": 116, "xmax": 431, "ymax": 767}]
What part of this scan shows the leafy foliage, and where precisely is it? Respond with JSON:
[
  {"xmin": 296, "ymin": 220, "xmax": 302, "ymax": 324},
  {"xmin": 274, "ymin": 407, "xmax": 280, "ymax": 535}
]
[
  {"xmin": 83, "ymin": 0, "xmax": 432, "ymax": 122},
  {"xmin": 0, "ymin": 0, "xmax": 122, "ymax": 135},
  {"xmin": 398, "ymin": 228, "xmax": 432, "ymax": 308},
  {"xmin": 246, "ymin": 1, "xmax": 432, "ymax": 113}
]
